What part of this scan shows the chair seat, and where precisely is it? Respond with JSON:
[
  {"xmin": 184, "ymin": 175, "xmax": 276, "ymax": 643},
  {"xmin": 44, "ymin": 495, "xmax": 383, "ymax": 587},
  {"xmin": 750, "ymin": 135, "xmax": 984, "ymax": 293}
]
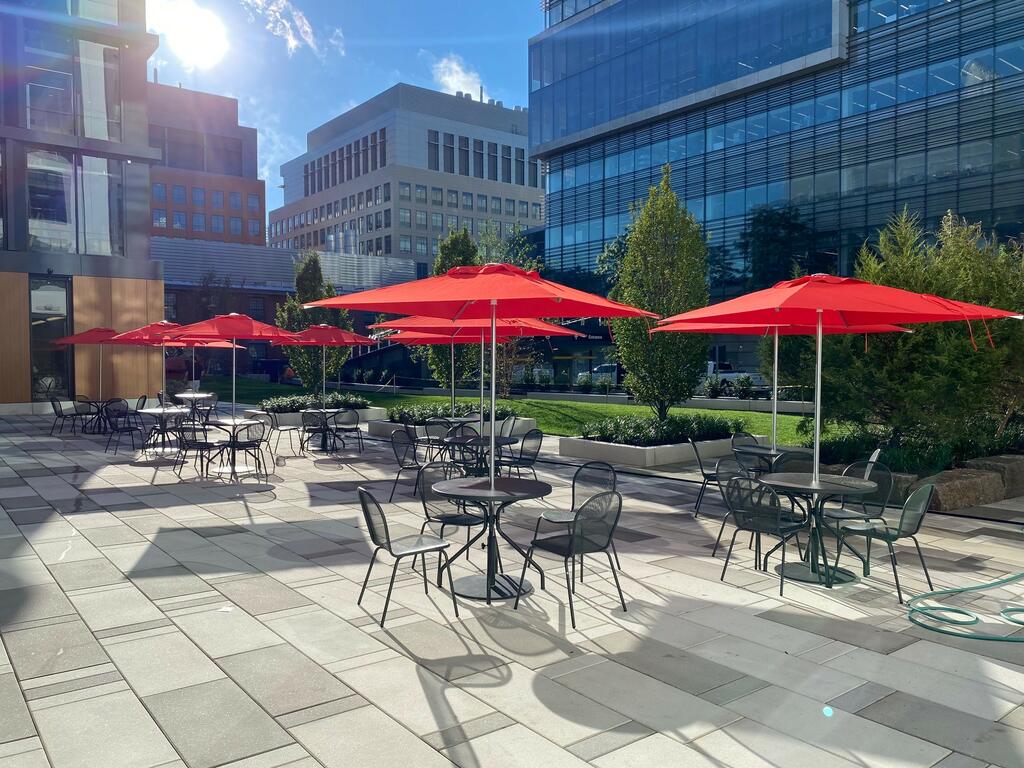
[
  {"xmin": 838, "ymin": 521, "xmax": 901, "ymax": 541},
  {"xmin": 390, "ymin": 534, "xmax": 450, "ymax": 557},
  {"xmin": 540, "ymin": 509, "xmax": 576, "ymax": 524},
  {"xmin": 739, "ymin": 519, "xmax": 806, "ymax": 536},
  {"xmin": 429, "ymin": 511, "xmax": 486, "ymax": 527},
  {"xmin": 532, "ymin": 533, "xmax": 608, "ymax": 556},
  {"xmin": 823, "ymin": 506, "xmax": 885, "ymax": 521}
]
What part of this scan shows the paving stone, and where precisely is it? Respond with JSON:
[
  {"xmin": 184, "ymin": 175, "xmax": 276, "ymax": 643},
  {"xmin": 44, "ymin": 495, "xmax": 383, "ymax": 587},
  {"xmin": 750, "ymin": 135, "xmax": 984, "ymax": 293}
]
[
  {"xmin": 2, "ymin": 619, "xmax": 108, "ymax": 679},
  {"xmin": 217, "ymin": 644, "xmax": 352, "ymax": 716},
  {"xmin": 441, "ymin": 722, "xmax": 588, "ymax": 768},
  {"xmin": 0, "ymin": 673, "xmax": 35, "ymax": 742},
  {"xmin": 79, "ymin": 525, "xmax": 146, "ymax": 547},
  {"xmin": 144, "ymin": 678, "xmax": 292, "ymax": 768},
  {"xmin": 374, "ymin": 619, "xmax": 508, "ymax": 680},
  {"xmin": 0, "ymin": 584, "xmax": 75, "ymax": 627},
  {"xmin": 129, "ymin": 565, "xmax": 211, "ymax": 600},
  {"xmin": 104, "ymin": 632, "xmax": 225, "ymax": 697},
  {"xmin": 213, "ymin": 575, "xmax": 312, "ymax": 615},
  {"xmin": 69, "ymin": 585, "xmax": 163, "ymax": 632},
  {"xmin": 173, "ymin": 606, "xmax": 283, "ymax": 658},
  {"xmin": 756, "ymin": 604, "xmax": 918, "ymax": 653},
  {"xmin": 829, "ymin": 681, "xmax": 897, "ymax": 713},
  {"xmin": 859, "ymin": 692, "xmax": 1000, "ymax": 758},
  {"xmin": 262, "ymin": 609, "xmax": 383, "ymax": 665},
  {"xmin": 47, "ymin": 559, "xmax": 126, "ymax": 591}
]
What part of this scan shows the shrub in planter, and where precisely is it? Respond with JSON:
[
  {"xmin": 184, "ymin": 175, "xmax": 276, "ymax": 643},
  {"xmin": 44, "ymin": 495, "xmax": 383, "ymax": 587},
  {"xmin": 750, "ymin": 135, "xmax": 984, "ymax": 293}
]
[
  {"xmin": 259, "ymin": 392, "xmax": 370, "ymax": 413},
  {"xmin": 703, "ymin": 375, "xmax": 726, "ymax": 398},
  {"xmin": 580, "ymin": 413, "xmax": 742, "ymax": 447},
  {"xmin": 733, "ymin": 375, "xmax": 755, "ymax": 400},
  {"xmin": 387, "ymin": 402, "xmax": 516, "ymax": 425},
  {"xmin": 576, "ymin": 373, "xmax": 594, "ymax": 393},
  {"xmin": 537, "ymin": 372, "xmax": 552, "ymax": 391},
  {"xmin": 596, "ymin": 375, "xmax": 613, "ymax": 395}
]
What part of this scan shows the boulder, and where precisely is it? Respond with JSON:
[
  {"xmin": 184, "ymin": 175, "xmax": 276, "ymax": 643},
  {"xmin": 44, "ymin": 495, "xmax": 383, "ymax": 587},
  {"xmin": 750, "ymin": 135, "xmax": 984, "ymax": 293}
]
[
  {"xmin": 963, "ymin": 454, "xmax": 1024, "ymax": 499},
  {"xmin": 912, "ymin": 468, "xmax": 1005, "ymax": 512}
]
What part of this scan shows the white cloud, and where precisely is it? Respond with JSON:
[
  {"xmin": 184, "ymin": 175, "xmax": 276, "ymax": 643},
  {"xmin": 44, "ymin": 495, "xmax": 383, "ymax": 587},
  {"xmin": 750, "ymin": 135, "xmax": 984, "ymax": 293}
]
[
  {"xmin": 328, "ymin": 27, "xmax": 346, "ymax": 56},
  {"xmin": 242, "ymin": 95, "xmax": 303, "ymax": 185},
  {"xmin": 239, "ymin": 0, "xmax": 319, "ymax": 57},
  {"xmin": 431, "ymin": 53, "xmax": 488, "ymax": 100}
]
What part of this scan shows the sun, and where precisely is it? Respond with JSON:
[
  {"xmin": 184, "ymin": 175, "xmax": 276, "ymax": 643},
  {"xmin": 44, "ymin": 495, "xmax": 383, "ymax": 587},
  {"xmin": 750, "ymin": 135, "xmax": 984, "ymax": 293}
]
[{"xmin": 148, "ymin": 0, "xmax": 229, "ymax": 71}]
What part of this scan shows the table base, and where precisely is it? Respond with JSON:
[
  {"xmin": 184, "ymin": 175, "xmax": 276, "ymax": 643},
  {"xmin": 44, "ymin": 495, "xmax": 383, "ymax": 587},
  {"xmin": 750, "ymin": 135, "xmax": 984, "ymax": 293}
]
[
  {"xmin": 777, "ymin": 562, "xmax": 857, "ymax": 585},
  {"xmin": 453, "ymin": 573, "xmax": 533, "ymax": 600},
  {"xmin": 212, "ymin": 464, "xmax": 260, "ymax": 478}
]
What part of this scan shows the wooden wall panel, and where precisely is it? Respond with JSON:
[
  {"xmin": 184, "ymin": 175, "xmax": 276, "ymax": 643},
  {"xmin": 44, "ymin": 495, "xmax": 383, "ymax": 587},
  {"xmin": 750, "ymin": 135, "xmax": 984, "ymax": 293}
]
[
  {"xmin": 0, "ymin": 272, "xmax": 30, "ymax": 404},
  {"xmin": 71, "ymin": 276, "xmax": 112, "ymax": 400}
]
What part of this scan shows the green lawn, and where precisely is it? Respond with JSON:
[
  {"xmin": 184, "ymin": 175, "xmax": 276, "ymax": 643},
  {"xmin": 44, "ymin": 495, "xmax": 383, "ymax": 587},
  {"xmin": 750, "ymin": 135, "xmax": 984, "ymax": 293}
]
[{"xmin": 201, "ymin": 375, "xmax": 805, "ymax": 443}]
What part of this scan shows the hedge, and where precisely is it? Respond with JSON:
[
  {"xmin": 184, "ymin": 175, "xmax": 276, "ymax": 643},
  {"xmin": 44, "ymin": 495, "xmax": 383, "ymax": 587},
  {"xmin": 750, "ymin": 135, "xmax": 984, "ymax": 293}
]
[
  {"xmin": 580, "ymin": 413, "xmax": 742, "ymax": 447},
  {"xmin": 387, "ymin": 402, "xmax": 516, "ymax": 425},
  {"xmin": 259, "ymin": 392, "xmax": 370, "ymax": 413}
]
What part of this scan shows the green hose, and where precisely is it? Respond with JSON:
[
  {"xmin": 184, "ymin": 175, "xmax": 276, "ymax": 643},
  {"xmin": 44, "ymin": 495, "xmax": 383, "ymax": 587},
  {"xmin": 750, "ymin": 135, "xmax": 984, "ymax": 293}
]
[{"xmin": 907, "ymin": 571, "xmax": 1024, "ymax": 641}]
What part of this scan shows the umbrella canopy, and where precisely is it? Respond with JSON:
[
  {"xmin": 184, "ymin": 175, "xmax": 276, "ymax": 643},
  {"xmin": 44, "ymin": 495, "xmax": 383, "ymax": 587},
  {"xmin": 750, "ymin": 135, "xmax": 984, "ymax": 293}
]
[
  {"xmin": 111, "ymin": 321, "xmax": 182, "ymax": 344},
  {"xmin": 660, "ymin": 274, "xmax": 1022, "ymax": 327},
  {"xmin": 170, "ymin": 314, "xmax": 300, "ymax": 417},
  {"xmin": 271, "ymin": 324, "xmax": 376, "ymax": 403},
  {"xmin": 306, "ymin": 263, "xmax": 658, "ymax": 321},
  {"xmin": 652, "ymin": 320, "xmax": 912, "ymax": 449},
  {"xmin": 383, "ymin": 331, "xmax": 515, "ymax": 346},
  {"xmin": 662, "ymin": 275, "xmax": 1020, "ymax": 479},
  {"xmin": 370, "ymin": 316, "xmax": 585, "ymax": 339},
  {"xmin": 53, "ymin": 327, "xmax": 119, "ymax": 345}
]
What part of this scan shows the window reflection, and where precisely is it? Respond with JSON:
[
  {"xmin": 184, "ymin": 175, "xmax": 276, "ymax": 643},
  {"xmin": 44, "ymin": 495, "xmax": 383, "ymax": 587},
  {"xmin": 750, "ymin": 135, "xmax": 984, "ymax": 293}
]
[
  {"xmin": 29, "ymin": 277, "xmax": 71, "ymax": 402},
  {"xmin": 27, "ymin": 149, "xmax": 76, "ymax": 253}
]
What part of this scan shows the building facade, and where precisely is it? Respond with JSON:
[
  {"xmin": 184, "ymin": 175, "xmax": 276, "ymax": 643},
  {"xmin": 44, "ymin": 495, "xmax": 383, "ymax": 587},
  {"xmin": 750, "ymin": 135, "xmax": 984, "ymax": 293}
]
[
  {"xmin": 530, "ymin": 0, "xmax": 1024, "ymax": 320},
  {"xmin": 0, "ymin": 0, "xmax": 164, "ymax": 408},
  {"xmin": 147, "ymin": 82, "xmax": 266, "ymax": 246},
  {"xmin": 268, "ymin": 84, "xmax": 546, "ymax": 275}
]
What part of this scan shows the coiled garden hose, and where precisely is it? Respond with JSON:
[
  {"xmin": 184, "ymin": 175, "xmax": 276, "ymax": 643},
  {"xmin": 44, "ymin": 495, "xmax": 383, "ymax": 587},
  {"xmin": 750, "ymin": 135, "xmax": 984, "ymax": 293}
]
[{"xmin": 907, "ymin": 571, "xmax": 1024, "ymax": 641}]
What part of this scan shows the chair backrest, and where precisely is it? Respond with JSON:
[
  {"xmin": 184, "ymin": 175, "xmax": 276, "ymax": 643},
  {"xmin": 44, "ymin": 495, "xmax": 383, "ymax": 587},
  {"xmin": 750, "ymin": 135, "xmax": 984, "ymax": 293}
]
[
  {"xmin": 448, "ymin": 423, "xmax": 478, "ymax": 439},
  {"xmin": 517, "ymin": 429, "xmax": 543, "ymax": 464},
  {"xmin": 333, "ymin": 410, "xmax": 359, "ymax": 428},
  {"xmin": 266, "ymin": 411, "xmax": 281, "ymax": 429},
  {"xmin": 358, "ymin": 487, "xmax": 392, "ymax": 551},
  {"xmin": 237, "ymin": 422, "xmax": 266, "ymax": 444},
  {"xmin": 301, "ymin": 411, "xmax": 324, "ymax": 429},
  {"xmin": 731, "ymin": 431, "xmax": 759, "ymax": 449},
  {"xmin": 688, "ymin": 437, "xmax": 709, "ymax": 476},
  {"xmin": 774, "ymin": 451, "xmax": 816, "ymax": 474},
  {"xmin": 842, "ymin": 459, "xmax": 893, "ymax": 515},
  {"xmin": 391, "ymin": 429, "xmax": 418, "ymax": 467},
  {"xmin": 104, "ymin": 398, "xmax": 130, "ymax": 427},
  {"xmin": 499, "ymin": 415, "xmax": 518, "ymax": 438},
  {"xmin": 895, "ymin": 484, "xmax": 933, "ymax": 536},
  {"xmin": 714, "ymin": 457, "xmax": 747, "ymax": 494},
  {"xmin": 424, "ymin": 416, "xmax": 450, "ymax": 438},
  {"xmin": 571, "ymin": 491, "xmax": 622, "ymax": 552},
  {"xmin": 157, "ymin": 392, "xmax": 167, "ymax": 406},
  {"xmin": 50, "ymin": 398, "xmax": 64, "ymax": 417},
  {"xmin": 135, "ymin": 395, "xmax": 147, "ymax": 412},
  {"xmin": 572, "ymin": 461, "xmax": 616, "ymax": 512},
  {"xmin": 179, "ymin": 424, "xmax": 208, "ymax": 448},
  {"xmin": 723, "ymin": 476, "xmax": 785, "ymax": 531},
  {"xmin": 866, "ymin": 448, "xmax": 882, "ymax": 471},
  {"xmin": 417, "ymin": 461, "xmax": 459, "ymax": 520}
]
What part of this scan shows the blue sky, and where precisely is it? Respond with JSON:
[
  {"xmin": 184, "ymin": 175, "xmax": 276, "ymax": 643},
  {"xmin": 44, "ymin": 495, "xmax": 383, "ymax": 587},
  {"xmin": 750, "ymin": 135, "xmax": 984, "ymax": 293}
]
[{"xmin": 146, "ymin": 0, "xmax": 542, "ymax": 211}]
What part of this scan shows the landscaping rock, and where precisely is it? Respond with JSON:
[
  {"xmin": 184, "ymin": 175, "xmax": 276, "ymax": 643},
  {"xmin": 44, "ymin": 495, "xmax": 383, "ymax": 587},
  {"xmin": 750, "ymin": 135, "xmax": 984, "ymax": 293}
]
[
  {"xmin": 912, "ymin": 468, "xmax": 1005, "ymax": 512},
  {"xmin": 963, "ymin": 454, "xmax": 1024, "ymax": 499}
]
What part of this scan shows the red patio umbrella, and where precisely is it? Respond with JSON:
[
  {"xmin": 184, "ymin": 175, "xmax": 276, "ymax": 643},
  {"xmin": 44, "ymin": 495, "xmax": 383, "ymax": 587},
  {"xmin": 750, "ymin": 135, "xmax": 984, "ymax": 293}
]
[
  {"xmin": 170, "ymin": 314, "xmax": 300, "ymax": 417},
  {"xmin": 307, "ymin": 263, "xmax": 653, "ymax": 488},
  {"xmin": 660, "ymin": 274, "xmax": 1021, "ymax": 478},
  {"xmin": 160, "ymin": 338, "xmax": 244, "ymax": 384},
  {"xmin": 53, "ymin": 327, "xmax": 119, "ymax": 400},
  {"xmin": 651, "ymin": 321, "xmax": 911, "ymax": 449},
  {"xmin": 111, "ymin": 321, "xmax": 183, "ymax": 399},
  {"xmin": 272, "ymin": 324, "xmax": 376, "ymax": 403}
]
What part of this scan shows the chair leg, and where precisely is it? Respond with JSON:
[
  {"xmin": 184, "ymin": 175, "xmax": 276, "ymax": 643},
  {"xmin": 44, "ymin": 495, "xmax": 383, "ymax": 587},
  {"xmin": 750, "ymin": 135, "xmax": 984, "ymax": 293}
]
[
  {"xmin": 563, "ymin": 558, "xmax": 576, "ymax": 629},
  {"xmin": 886, "ymin": 540, "xmax": 903, "ymax": 604},
  {"xmin": 911, "ymin": 536, "xmax": 933, "ymax": 590},
  {"xmin": 357, "ymin": 547, "xmax": 379, "ymax": 604},
  {"xmin": 388, "ymin": 468, "xmax": 404, "ymax": 503},
  {"xmin": 513, "ymin": 547, "xmax": 533, "ymax": 610},
  {"xmin": 779, "ymin": 536, "xmax": 787, "ymax": 596},
  {"xmin": 606, "ymin": 550, "xmax": 626, "ymax": 612},
  {"xmin": 441, "ymin": 551, "xmax": 458, "ymax": 618},
  {"xmin": 711, "ymin": 513, "xmax": 731, "ymax": 557},
  {"xmin": 721, "ymin": 530, "xmax": 739, "ymax": 581},
  {"xmin": 610, "ymin": 539, "xmax": 622, "ymax": 570},
  {"xmin": 380, "ymin": 559, "xmax": 401, "ymax": 627},
  {"xmin": 694, "ymin": 478, "xmax": 707, "ymax": 516}
]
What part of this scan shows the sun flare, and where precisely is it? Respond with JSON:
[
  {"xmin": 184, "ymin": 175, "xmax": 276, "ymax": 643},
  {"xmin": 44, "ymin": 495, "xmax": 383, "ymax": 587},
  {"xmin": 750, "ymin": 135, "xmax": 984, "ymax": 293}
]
[{"xmin": 148, "ymin": 0, "xmax": 229, "ymax": 71}]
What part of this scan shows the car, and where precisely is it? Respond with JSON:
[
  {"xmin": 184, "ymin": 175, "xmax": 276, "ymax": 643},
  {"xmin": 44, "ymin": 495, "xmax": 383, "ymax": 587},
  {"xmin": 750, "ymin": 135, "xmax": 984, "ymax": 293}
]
[{"xmin": 578, "ymin": 363, "xmax": 618, "ymax": 385}]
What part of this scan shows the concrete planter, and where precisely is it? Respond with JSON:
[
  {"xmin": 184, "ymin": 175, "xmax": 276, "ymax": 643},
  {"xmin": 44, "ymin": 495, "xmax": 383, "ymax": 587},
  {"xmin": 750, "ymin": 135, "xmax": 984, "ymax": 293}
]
[
  {"xmin": 913, "ymin": 468, "xmax": 1005, "ymax": 511},
  {"xmin": 366, "ymin": 417, "xmax": 537, "ymax": 440},
  {"xmin": 963, "ymin": 454, "xmax": 1024, "ymax": 499},
  {"xmin": 558, "ymin": 436, "xmax": 736, "ymax": 468},
  {"xmin": 245, "ymin": 407, "xmax": 387, "ymax": 427}
]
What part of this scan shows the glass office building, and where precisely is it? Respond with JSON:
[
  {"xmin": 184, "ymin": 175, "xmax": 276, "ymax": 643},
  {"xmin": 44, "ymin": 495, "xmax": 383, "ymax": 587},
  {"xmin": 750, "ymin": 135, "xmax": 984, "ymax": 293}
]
[{"xmin": 530, "ymin": 0, "xmax": 1024, "ymax": 307}]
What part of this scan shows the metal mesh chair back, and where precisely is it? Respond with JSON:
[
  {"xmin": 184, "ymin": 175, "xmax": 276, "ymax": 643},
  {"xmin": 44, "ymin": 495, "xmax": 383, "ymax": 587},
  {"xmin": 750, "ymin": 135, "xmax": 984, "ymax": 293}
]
[
  {"xmin": 449, "ymin": 423, "xmax": 478, "ymax": 439},
  {"xmin": 896, "ymin": 484, "xmax": 933, "ymax": 536},
  {"xmin": 391, "ymin": 429, "xmax": 418, "ymax": 467},
  {"xmin": 74, "ymin": 397, "xmax": 94, "ymax": 415},
  {"xmin": 572, "ymin": 461, "xmax": 616, "ymax": 512},
  {"xmin": 688, "ymin": 437, "xmax": 710, "ymax": 476},
  {"xmin": 237, "ymin": 422, "xmax": 265, "ymax": 445},
  {"xmin": 517, "ymin": 429, "xmax": 543, "ymax": 465},
  {"xmin": 135, "ymin": 395, "xmax": 147, "ymax": 412},
  {"xmin": 302, "ymin": 411, "xmax": 325, "ymax": 430},
  {"xmin": 499, "ymin": 415, "xmax": 518, "ymax": 438},
  {"xmin": 418, "ymin": 461, "xmax": 458, "ymax": 520},
  {"xmin": 179, "ymin": 424, "xmax": 210, "ymax": 449},
  {"xmin": 774, "ymin": 451, "xmax": 816, "ymax": 474},
  {"xmin": 731, "ymin": 431, "xmax": 759, "ymax": 449},
  {"xmin": 333, "ymin": 410, "xmax": 359, "ymax": 428},
  {"xmin": 424, "ymin": 417, "xmax": 450, "ymax": 439},
  {"xmin": 715, "ymin": 457, "xmax": 747, "ymax": 490},
  {"xmin": 842, "ymin": 460, "xmax": 893, "ymax": 515},
  {"xmin": 571, "ymin": 491, "xmax": 622, "ymax": 552},
  {"xmin": 724, "ymin": 477, "xmax": 785, "ymax": 531},
  {"xmin": 50, "ymin": 398, "xmax": 65, "ymax": 417},
  {"xmin": 358, "ymin": 488, "xmax": 392, "ymax": 551}
]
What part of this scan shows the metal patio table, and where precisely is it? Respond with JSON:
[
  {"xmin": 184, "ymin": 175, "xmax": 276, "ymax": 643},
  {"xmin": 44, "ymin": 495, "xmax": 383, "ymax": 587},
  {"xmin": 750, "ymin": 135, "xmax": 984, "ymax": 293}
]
[
  {"xmin": 432, "ymin": 476, "xmax": 550, "ymax": 603},
  {"xmin": 209, "ymin": 417, "xmax": 262, "ymax": 480},
  {"xmin": 175, "ymin": 391, "xmax": 215, "ymax": 419},
  {"xmin": 138, "ymin": 406, "xmax": 189, "ymax": 455},
  {"xmin": 759, "ymin": 472, "xmax": 877, "ymax": 587},
  {"xmin": 300, "ymin": 408, "xmax": 344, "ymax": 452},
  {"xmin": 733, "ymin": 444, "xmax": 813, "ymax": 472},
  {"xmin": 444, "ymin": 434, "xmax": 517, "ymax": 476}
]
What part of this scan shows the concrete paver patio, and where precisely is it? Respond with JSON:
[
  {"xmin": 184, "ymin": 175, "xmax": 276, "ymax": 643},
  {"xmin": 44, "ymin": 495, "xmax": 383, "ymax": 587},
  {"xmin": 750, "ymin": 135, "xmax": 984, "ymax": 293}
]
[{"xmin": 0, "ymin": 414, "xmax": 1022, "ymax": 768}]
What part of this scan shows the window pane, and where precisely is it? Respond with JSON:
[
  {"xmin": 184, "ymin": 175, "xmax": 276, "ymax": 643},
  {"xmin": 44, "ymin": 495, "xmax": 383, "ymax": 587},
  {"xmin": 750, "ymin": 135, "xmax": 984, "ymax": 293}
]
[
  {"xmin": 896, "ymin": 152, "xmax": 926, "ymax": 185},
  {"xmin": 959, "ymin": 139, "xmax": 992, "ymax": 175},
  {"xmin": 791, "ymin": 175, "xmax": 814, "ymax": 203},
  {"xmin": 897, "ymin": 67, "xmax": 927, "ymax": 103},
  {"xmin": 746, "ymin": 112, "xmax": 768, "ymax": 141},
  {"xmin": 994, "ymin": 132, "xmax": 1024, "ymax": 171},
  {"xmin": 866, "ymin": 158, "xmax": 894, "ymax": 191},
  {"xmin": 27, "ymin": 149, "xmax": 76, "ymax": 253},
  {"xmin": 927, "ymin": 59, "xmax": 959, "ymax": 96},
  {"xmin": 996, "ymin": 40, "xmax": 1024, "ymax": 78},
  {"xmin": 815, "ymin": 170, "xmax": 839, "ymax": 200},
  {"xmin": 77, "ymin": 40, "xmax": 121, "ymax": 141},
  {"xmin": 961, "ymin": 49, "xmax": 995, "ymax": 88},
  {"xmin": 841, "ymin": 165, "xmax": 866, "ymax": 194},
  {"xmin": 842, "ymin": 84, "xmax": 868, "ymax": 116},
  {"xmin": 815, "ymin": 93, "xmax": 840, "ymax": 124},
  {"xmin": 790, "ymin": 99, "xmax": 815, "ymax": 130},
  {"xmin": 767, "ymin": 106, "xmax": 790, "ymax": 135},
  {"xmin": 927, "ymin": 145, "xmax": 958, "ymax": 180},
  {"xmin": 867, "ymin": 76, "xmax": 896, "ymax": 110},
  {"xmin": 24, "ymin": 26, "xmax": 74, "ymax": 135}
]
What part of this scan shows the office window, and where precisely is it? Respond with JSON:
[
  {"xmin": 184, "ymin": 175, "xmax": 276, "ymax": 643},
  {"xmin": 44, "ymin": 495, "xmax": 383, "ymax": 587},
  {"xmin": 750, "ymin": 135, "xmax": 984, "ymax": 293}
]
[
  {"xmin": 501, "ymin": 145, "xmax": 512, "ymax": 183},
  {"xmin": 191, "ymin": 213, "xmax": 205, "ymax": 232},
  {"xmin": 463, "ymin": 217, "xmax": 474, "ymax": 235},
  {"xmin": 212, "ymin": 190, "xmax": 223, "ymax": 208},
  {"xmin": 447, "ymin": 190, "xmax": 459, "ymax": 208},
  {"xmin": 447, "ymin": 214, "xmax": 458, "ymax": 230},
  {"xmin": 504, "ymin": 198, "xmax": 515, "ymax": 216},
  {"xmin": 191, "ymin": 187, "xmax": 204, "ymax": 207},
  {"xmin": 473, "ymin": 139, "xmax": 484, "ymax": 178},
  {"xmin": 152, "ymin": 182, "xmax": 166, "ymax": 202},
  {"xmin": 443, "ymin": 133, "xmax": 455, "ymax": 173},
  {"xmin": 415, "ymin": 236, "xmax": 428, "ymax": 256},
  {"xmin": 459, "ymin": 136, "xmax": 470, "ymax": 175},
  {"xmin": 529, "ymin": 160, "xmax": 539, "ymax": 187},
  {"xmin": 247, "ymin": 194, "xmax": 259, "ymax": 213},
  {"xmin": 489, "ymin": 196, "xmax": 500, "ymax": 214},
  {"xmin": 477, "ymin": 194, "xmax": 488, "ymax": 212},
  {"xmin": 928, "ymin": 145, "xmax": 958, "ymax": 180},
  {"xmin": 172, "ymin": 211, "xmax": 186, "ymax": 230},
  {"xmin": 164, "ymin": 292, "xmax": 177, "ymax": 322},
  {"xmin": 488, "ymin": 142, "xmax": 498, "ymax": 180},
  {"xmin": 211, "ymin": 215, "xmax": 224, "ymax": 233},
  {"xmin": 532, "ymin": 202, "xmax": 542, "ymax": 220},
  {"xmin": 229, "ymin": 192, "xmax": 241, "ymax": 209},
  {"xmin": 416, "ymin": 262, "xmax": 429, "ymax": 279},
  {"xmin": 383, "ymin": 209, "xmax": 391, "ymax": 228},
  {"xmin": 374, "ymin": 186, "xmax": 381, "ymax": 205},
  {"xmin": 431, "ymin": 187, "xmax": 443, "ymax": 205},
  {"xmin": 415, "ymin": 210, "xmax": 427, "ymax": 228},
  {"xmin": 431, "ymin": 212, "xmax": 443, "ymax": 230},
  {"xmin": 172, "ymin": 185, "xmax": 186, "ymax": 204},
  {"xmin": 229, "ymin": 216, "xmax": 242, "ymax": 235},
  {"xmin": 399, "ymin": 182, "xmax": 411, "ymax": 200},
  {"xmin": 428, "ymin": 129, "xmax": 439, "ymax": 171},
  {"xmin": 248, "ymin": 296, "xmax": 265, "ymax": 320},
  {"xmin": 383, "ymin": 182, "xmax": 391, "ymax": 202},
  {"xmin": 415, "ymin": 185, "xmax": 427, "ymax": 204},
  {"xmin": 432, "ymin": 237, "xmax": 439, "ymax": 256},
  {"xmin": 375, "ymin": 211, "xmax": 382, "ymax": 229},
  {"xmin": 462, "ymin": 192, "xmax": 473, "ymax": 210},
  {"xmin": 248, "ymin": 219, "xmax": 260, "ymax": 236},
  {"xmin": 152, "ymin": 208, "xmax": 166, "ymax": 227},
  {"xmin": 515, "ymin": 148, "xmax": 526, "ymax": 185},
  {"xmin": 399, "ymin": 234, "xmax": 411, "ymax": 252},
  {"xmin": 399, "ymin": 208, "xmax": 411, "ymax": 226}
]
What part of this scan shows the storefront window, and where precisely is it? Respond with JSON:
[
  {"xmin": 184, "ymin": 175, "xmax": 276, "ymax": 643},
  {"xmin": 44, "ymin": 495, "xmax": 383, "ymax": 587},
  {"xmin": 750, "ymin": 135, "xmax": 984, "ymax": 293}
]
[
  {"xmin": 29, "ymin": 277, "xmax": 72, "ymax": 401},
  {"xmin": 27, "ymin": 149, "xmax": 76, "ymax": 253}
]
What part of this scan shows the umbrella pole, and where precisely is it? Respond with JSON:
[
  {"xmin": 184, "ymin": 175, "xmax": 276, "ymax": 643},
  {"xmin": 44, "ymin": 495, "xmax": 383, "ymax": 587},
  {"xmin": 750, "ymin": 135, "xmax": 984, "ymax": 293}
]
[
  {"xmin": 232, "ymin": 338, "xmax": 237, "ymax": 418},
  {"xmin": 99, "ymin": 345, "xmax": 103, "ymax": 402},
  {"xmin": 322, "ymin": 345, "xmax": 326, "ymax": 405},
  {"xmin": 192, "ymin": 348, "xmax": 196, "ymax": 386},
  {"xmin": 479, "ymin": 331, "xmax": 484, "ymax": 434},
  {"xmin": 489, "ymin": 301, "xmax": 497, "ymax": 490},
  {"xmin": 161, "ymin": 342, "xmax": 166, "ymax": 399},
  {"xmin": 450, "ymin": 342, "xmax": 456, "ymax": 417},
  {"xmin": 771, "ymin": 327, "xmax": 778, "ymax": 451},
  {"xmin": 813, "ymin": 311, "xmax": 823, "ymax": 483}
]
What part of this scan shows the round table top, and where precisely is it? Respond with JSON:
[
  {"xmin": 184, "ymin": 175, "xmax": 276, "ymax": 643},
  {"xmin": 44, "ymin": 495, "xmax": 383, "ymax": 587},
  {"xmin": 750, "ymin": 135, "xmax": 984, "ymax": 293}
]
[
  {"xmin": 733, "ymin": 444, "xmax": 812, "ymax": 458},
  {"xmin": 760, "ymin": 472, "xmax": 876, "ymax": 496},
  {"xmin": 300, "ymin": 408, "xmax": 344, "ymax": 414},
  {"xmin": 175, "ymin": 392, "xmax": 214, "ymax": 401},
  {"xmin": 210, "ymin": 417, "xmax": 260, "ymax": 428},
  {"xmin": 444, "ymin": 435, "xmax": 518, "ymax": 448},
  {"xmin": 139, "ymin": 406, "xmax": 189, "ymax": 416},
  {"xmin": 432, "ymin": 476, "xmax": 551, "ymax": 503}
]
